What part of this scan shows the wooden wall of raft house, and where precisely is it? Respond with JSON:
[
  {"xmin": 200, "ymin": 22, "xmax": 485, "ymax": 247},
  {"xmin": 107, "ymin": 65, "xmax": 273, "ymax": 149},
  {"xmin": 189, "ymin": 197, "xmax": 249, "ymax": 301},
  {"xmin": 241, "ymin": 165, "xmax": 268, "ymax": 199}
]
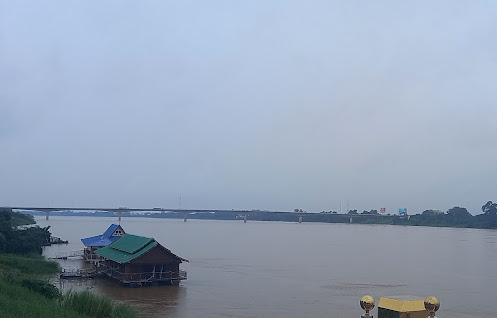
[{"xmin": 122, "ymin": 246, "xmax": 181, "ymax": 274}]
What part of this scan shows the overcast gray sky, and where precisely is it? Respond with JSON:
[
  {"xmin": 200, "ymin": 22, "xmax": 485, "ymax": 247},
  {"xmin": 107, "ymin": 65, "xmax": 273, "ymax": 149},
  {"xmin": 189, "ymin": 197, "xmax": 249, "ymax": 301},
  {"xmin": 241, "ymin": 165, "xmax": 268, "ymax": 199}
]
[{"xmin": 1, "ymin": 1, "xmax": 496, "ymax": 215}]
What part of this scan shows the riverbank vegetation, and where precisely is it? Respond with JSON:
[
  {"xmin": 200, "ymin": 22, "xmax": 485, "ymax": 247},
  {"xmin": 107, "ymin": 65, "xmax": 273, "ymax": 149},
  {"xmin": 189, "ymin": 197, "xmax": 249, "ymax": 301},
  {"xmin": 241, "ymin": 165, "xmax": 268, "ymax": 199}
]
[
  {"xmin": 352, "ymin": 202, "xmax": 497, "ymax": 229},
  {"xmin": 0, "ymin": 208, "xmax": 50, "ymax": 254},
  {"xmin": 9, "ymin": 210, "xmax": 36, "ymax": 226},
  {"xmin": 0, "ymin": 208, "xmax": 140, "ymax": 318}
]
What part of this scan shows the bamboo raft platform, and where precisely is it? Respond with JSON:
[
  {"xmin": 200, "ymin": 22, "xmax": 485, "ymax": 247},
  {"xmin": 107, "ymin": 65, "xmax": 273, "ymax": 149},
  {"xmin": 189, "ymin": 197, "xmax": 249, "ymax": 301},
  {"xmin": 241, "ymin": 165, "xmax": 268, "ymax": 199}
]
[
  {"xmin": 59, "ymin": 267, "xmax": 100, "ymax": 279},
  {"xmin": 49, "ymin": 250, "xmax": 84, "ymax": 260}
]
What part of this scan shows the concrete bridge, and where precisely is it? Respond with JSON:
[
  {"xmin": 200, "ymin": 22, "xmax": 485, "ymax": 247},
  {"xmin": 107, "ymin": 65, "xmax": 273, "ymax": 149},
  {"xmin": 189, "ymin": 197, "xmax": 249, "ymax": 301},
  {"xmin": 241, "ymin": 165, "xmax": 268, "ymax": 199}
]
[{"xmin": 3, "ymin": 206, "xmax": 388, "ymax": 224}]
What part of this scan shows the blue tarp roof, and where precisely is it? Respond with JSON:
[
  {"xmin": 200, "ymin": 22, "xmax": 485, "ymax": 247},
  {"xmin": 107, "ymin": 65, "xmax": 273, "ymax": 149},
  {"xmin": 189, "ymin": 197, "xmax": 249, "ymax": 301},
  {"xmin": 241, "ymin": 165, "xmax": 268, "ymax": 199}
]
[
  {"xmin": 81, "ymin": 234, "xmax": 121, "ymax": 247},
  {"xmin": 81, "ymin": 224, "xmax": 124, "ymax": 247}
]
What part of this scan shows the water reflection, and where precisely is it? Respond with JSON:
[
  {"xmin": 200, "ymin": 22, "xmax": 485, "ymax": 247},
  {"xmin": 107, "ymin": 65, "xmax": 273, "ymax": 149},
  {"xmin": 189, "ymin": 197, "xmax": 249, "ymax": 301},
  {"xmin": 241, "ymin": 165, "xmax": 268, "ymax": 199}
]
[
  {"xmin": 56, "ymin": 272, "xmax": 186, "ymax": 318},
  {"xmin": 98, "ymin": 281, "xmax": 185, "ymax": 318}
]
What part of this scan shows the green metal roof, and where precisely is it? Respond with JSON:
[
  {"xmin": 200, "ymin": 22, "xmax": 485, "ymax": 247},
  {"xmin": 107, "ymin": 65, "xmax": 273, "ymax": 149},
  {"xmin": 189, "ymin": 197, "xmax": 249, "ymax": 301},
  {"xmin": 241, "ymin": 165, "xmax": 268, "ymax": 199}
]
[
  {"xmin": 106, "ymin": 234, "xmax": 153, "ymax": 254},
  {"xmin": 94, "ymin": 234, "xmax": 157, "ymax": 263}
]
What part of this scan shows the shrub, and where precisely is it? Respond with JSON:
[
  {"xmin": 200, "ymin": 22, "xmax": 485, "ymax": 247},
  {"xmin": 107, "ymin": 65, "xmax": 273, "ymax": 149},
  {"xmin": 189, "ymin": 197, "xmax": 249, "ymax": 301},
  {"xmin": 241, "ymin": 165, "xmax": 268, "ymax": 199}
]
[{"xmin": 20, "ymin": 278, "xmax": 61, "ymax": 299}]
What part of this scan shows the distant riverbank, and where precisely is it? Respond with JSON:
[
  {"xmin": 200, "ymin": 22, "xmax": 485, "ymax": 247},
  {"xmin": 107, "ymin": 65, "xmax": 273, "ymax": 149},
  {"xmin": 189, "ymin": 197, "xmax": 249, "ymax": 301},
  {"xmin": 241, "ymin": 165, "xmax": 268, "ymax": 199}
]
[{"xmin": 23, "ymin": 204, "xmax": 497, "ymax": 230}]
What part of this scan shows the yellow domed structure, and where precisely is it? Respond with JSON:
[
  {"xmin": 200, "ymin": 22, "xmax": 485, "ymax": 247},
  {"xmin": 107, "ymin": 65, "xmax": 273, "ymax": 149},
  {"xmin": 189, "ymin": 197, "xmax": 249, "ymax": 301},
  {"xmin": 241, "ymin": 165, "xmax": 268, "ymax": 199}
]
[{"xmin": 424, "ymin": 296, "xmax": 440, "ymax": 316}]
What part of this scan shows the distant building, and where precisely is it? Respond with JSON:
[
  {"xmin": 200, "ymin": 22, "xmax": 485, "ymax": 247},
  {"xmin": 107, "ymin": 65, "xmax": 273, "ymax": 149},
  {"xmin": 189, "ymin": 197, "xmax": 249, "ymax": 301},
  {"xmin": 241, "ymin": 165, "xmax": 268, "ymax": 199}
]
[
  {"xmin": 81, "ymin": 224, "xmax": 125, "ymax": 262},
  {"xmin": 94, "ymin": 233, "xmax": 188, "ymax": 287}
]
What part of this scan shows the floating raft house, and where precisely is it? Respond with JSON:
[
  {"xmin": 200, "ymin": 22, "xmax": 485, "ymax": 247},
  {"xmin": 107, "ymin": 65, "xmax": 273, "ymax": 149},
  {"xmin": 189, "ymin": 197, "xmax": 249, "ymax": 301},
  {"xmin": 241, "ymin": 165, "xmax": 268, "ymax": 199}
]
[{"xmin": 94, "ymin": 233, "xmax": 188, "ymax": 287}]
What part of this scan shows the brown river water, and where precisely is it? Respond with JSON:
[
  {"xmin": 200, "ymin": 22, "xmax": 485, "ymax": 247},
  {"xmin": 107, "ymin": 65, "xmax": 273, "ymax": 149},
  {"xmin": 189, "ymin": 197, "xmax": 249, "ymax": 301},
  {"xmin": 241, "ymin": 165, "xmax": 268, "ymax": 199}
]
[{"xmin": 37, "ymin": 216, "xmax": 497, "ymax": 318}]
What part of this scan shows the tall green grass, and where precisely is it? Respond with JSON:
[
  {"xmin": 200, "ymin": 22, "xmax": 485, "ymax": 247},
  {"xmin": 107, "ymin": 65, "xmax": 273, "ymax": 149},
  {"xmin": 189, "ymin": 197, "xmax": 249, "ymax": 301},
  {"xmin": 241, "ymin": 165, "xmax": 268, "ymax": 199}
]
[
  {"xmin": 0, "ymin": 253, "xmax": 140, "ymax": 318},
  {"xmin": 0, "ymin": 277, "xmax": 88, "ymax": 318},
  {"xmin": 61, "ymin": 290, "xmax": 139, "ymax": 318},
  {"xmin": 0, "ymin": 253, "xmax": 60, "ymax": 275},
  {"xmin": 0, "ymin": 276, "xmax": 140, "ymax": 318}
]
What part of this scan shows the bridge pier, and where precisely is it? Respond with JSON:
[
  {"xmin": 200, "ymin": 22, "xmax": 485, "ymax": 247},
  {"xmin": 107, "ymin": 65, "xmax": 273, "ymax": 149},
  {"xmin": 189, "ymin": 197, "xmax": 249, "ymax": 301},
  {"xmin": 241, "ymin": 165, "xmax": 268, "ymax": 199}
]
[
  {"xmin": 298, "ymin": 215, "xmax": 303, "ymax": 223},
  {"xmin": 118, "ymin": 211, "xmax": 122, "ymax": 224},
  {"xmin": 46, "ymin": 211, "xmax": 49, "ymax": 221},
  {"xmin": 349, "ymin": 217, "xmax": 353, "ymax": 224},
  {"xmin": 244, "ymin": 215, "xmax": 247, "ymax": 223}
]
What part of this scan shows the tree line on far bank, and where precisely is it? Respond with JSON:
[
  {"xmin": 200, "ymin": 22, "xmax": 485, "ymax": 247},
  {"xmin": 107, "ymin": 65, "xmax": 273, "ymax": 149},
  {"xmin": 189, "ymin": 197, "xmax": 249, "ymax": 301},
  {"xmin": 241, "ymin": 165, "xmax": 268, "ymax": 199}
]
[
  {"xmin": 263, "ymin": 201, "xmax": 497, "ymax": 229},
  {"xmin": 402, "ymin": 201, "xmax": 497, "ymax": 229},
  {"xmin": 335, "ymin": 201, "xmax": 496, "ymax": 229},
  {"xmin": 151, "ymin": 201, "xmax": 497, "ymax": 229}
]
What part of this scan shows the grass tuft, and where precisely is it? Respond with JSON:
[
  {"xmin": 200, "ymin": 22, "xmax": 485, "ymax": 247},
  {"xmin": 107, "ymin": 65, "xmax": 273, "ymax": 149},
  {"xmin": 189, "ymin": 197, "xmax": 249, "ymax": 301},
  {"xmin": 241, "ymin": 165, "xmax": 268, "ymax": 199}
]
[{"xmin": 61, "ymin": 290, "xmax": 139, "ymax": 318}]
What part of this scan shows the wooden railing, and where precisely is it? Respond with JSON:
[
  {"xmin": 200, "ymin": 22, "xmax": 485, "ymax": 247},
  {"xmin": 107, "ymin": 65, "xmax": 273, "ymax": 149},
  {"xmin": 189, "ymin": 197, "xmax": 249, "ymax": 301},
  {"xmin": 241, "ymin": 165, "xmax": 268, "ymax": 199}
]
[{"xmin": 83, "ymin": 248, "xmax": 107, "ymax": 261}]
